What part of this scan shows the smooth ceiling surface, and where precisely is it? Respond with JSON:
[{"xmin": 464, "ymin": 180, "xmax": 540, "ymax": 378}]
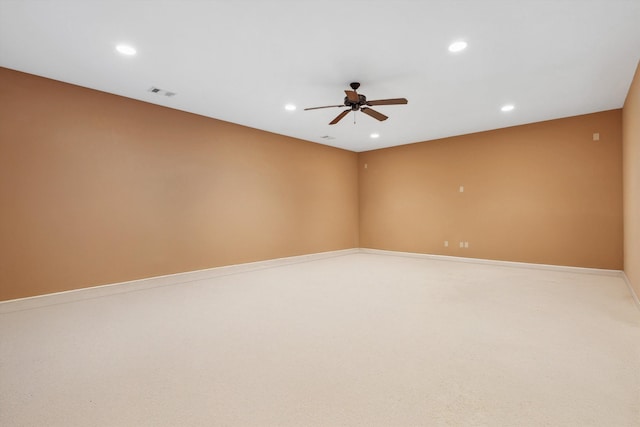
[{"xmin": 1, "ymin": 0, "xmax": 639, "ymax": 152}]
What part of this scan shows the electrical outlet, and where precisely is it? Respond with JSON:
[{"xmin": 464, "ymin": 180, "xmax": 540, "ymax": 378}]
[
  {"xmin": 464, "ymin": 241, "xmax": 469, "ymax": 248},
  {"xmin": 444, "ymin": 240, "xmax": 449, "ymax": 247}
]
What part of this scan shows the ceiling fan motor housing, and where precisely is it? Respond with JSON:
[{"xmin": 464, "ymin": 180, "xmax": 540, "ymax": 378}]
[{"xmin": 344, "ymin": 94, "xmax": 367, "ymax": 110}]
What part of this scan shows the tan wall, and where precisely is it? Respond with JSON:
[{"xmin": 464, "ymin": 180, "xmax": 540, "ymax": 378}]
[
  {"xmin": 1, "ymin": 66, "xmax": 629, "ymax": 301},
  {"xmin": 623, "ymin": 62, "xmax": 640, "ymax": 296},
  {"xmin": 0, "ymin": 68, "xmax": 359, "ymax": 301},
  {"xmin": 359, "ymin": 110, "xmax": 623, "ymax": 269}
]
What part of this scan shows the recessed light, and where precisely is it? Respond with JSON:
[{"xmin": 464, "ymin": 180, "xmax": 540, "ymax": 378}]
[
  {"xmin": 116, "ymin": 44, "xmax": 136, "ymax": 56},
  {"xmin": 501, "ymin": 104, "xmax": 515, "ymax": 112},
  {"xmin": 284, "ymin": 104, "xmax": 296, "ymax": 111},
  {"xmin": 448, "ymin": 41, "xmax": 467, "ymax": 53},
  {"xmin": 370, "ymin": 133, "xmax": 380, "ymax": 139}
]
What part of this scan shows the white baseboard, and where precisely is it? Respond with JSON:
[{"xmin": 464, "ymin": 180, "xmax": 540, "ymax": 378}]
[
  {"xmin": 361, "ymin": 249, "xmax": 640, "ymax": 310},
  {"xmin": 0, "ymin": 248, "xmax": 359, "ymax": 314},
  {"xmin": 360, "ymin": 248, "xmax": 623, "ymax": 277},
  {"xmin": 621, "ymin": 272, "xmax": 640, "ymax": 311},
  {"xmin": 1, "ymin": 247, "xmax": 632, "ymax": 314}
]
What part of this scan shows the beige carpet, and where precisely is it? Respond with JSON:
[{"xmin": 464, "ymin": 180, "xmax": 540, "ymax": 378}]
[{"xmin": 1, "ymin": 252, "xmax": 639, "ymax": 426}]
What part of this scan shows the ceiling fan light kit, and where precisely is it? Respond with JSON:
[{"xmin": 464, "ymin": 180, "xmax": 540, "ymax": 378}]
[{"xmin": 304, "ymin": 82, "xmax": 408, "ymax": 125}]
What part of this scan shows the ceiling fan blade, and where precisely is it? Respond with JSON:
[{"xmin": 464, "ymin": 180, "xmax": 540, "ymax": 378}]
[
  {"xmin": 329, "ymin": 109, "xmax": 351, "ymax": 125},
  {"xmin": 361, "ymin": 107, "xmax": 388, "ymax": 122},
  {"xmin": 304, "ymin": 104, "xmax": 345, "ymax": 111},
  {"xmin": 366, "ymin": 98, "xmax": 408, "ymax": 106},
  {"xmin": 345, "ymin": 90, "xmax": 359, "ymax": 103}
]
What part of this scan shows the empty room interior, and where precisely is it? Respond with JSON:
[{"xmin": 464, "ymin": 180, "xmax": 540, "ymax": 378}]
[{"xmin": 1, "ymin": 1, "xmax": 640, "ymax": 426}]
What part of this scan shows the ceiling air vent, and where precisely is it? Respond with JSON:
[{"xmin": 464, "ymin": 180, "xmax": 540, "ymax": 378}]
[{"xmin": 148, "ymin": 86, "xmax": 177, "ymax": 97}]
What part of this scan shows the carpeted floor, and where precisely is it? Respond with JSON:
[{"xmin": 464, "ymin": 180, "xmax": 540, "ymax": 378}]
[{"xmin": 1, "ymin": 252, "xmax": 639, "ymax": 426}]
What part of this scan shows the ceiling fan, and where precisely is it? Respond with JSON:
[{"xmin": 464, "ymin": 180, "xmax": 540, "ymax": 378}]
[{"xmin": 304, "ymin": 82, "xmax": 408, "ymax": 125}]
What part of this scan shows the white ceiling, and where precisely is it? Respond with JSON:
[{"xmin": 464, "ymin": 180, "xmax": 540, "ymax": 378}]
[{"xmin": 1, "ymin": 0, "xmax": 639, "ymax": 152}]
